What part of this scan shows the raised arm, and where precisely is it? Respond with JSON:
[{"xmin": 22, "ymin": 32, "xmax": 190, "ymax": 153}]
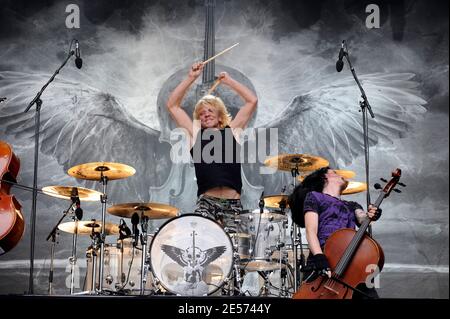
[
  {"xmin": 166, "ymin": 62, "xmax": 204, "ymax": 138},
  {"xmin": 219, "ymin": 72, "xmax": 258, "ymax": 130}
]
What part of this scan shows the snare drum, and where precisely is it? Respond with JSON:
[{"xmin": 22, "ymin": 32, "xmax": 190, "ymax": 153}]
[
  {"xmin": 149, "ymin": 214, "xmax": 234, "ymax": 296},
  {"xmin": 239, "ymin": 209, "xmax": 288, "ymax": 271}
]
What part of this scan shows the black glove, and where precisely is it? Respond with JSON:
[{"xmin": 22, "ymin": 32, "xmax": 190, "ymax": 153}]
[{"xmin": 302, "ymin": 253, "xmax": 330, "ymax": 273}]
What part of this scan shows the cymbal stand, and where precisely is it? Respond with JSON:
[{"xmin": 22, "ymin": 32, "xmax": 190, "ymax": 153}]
[
  {"xmin": 68, "ymin": 216, "xmax": 80, "ymax": 294},
  {"xmin": 279, "ymin": 251, "xmax": 290, "ymax": 297},
  {"xmin": 258, "ymin": 271, "xmax": 271, "ymax": 296},
  {"xmin": 276, "ymin": 217, "xmax": 289, "ymax": 297},
  {"xmin": 290, "ymin": 164, "xmax": 306, "ymax": 291},
  {"xmin": 45, "ymin": 201, "xmax": 76, "ymax": 295},
  {"xmin": 232, "ymin": 212, "xmax": 244, "ymax": 296},
  {"xmin": 88, "ymin": 226, "xmax": 101, "ymax": 294},
  {"xmin": 97, "ymin": 172, "xmax": 109, "ymax": 293},
  {"xmin": 139, "ymin": 211, "xmax": 149, "ymax": 295}
]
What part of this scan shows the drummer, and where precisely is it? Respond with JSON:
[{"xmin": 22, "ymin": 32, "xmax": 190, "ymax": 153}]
[{"xmin": 166, "ymin": 62, "xmax": 258, "ymax": 230}]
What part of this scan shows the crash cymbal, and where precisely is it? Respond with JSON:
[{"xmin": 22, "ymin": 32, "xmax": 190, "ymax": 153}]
[
  {"xmin": 107, "ymin": 202, "xmax": 179, "ymax": 219},
  {"xmin": 264, "ymin": 154, "xmax": 329, "ymax": 172},
  {"xmin": 297, "ymin": 169, "xmax": 356, "ymax": 182},
  {"xmin": 67, "ymin": 162, "xmax": 136, "ymax": 181},
  {"xmin": 297, "ymin": 173, "xmax": 366, "ymax": 195},
  {"xmin": 263, "ymin": 194, "xmax": 289, "ymax": 209},
  {"xmin": 58, "ymin": 220, "xmax": 120, "ymax": 235},
  {"xmin": 42, "ymin": 186, "xmax": 103, "ymax": 202},
  {"xmin": 334, "ymin": 170, "xmax": 356, "ymax": 179},
  {"xmin": 342, "ymin": 181, "xmax": 367, "ymax": 195}
]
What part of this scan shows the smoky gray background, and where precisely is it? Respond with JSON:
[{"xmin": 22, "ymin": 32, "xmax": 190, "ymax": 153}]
[{"xmin": 0, "ymin": 0, "xmax": 448, "ymax": 298}]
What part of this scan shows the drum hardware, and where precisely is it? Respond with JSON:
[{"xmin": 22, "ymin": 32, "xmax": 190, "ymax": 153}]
[
  {"xmin": 115, "ymin": 238, "xmax": 138, "ymax": 293},
  {"xmin": 230, "ymin": 231, "xmax": 243, "ymax": 296},
  {"xmin": 137, "ymin": 209, "xmax": 150, "ymax": 296},
  {"xmin": 68, "ymin": 162, "xmax": 135, "ymax": 293},
  {"xmin": 86, "ymin": 225, "xmax": 102, "ymax": 294},
  {"xmin": 58, "ymin": 219, "xmax": 119, "ymax": 294},
  {"xmin": 289, "ymin": 158, "xmax": 305, "ymax": 291},
  {"xmin": 258, "ymin": 271, "xmax": 271, "ymax": 296},
  {"xmin": 278, "ymin": 250, "xmax": 290, "ymax": 297}
]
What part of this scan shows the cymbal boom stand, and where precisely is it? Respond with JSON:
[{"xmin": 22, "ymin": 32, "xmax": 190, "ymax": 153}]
[
  {"xmin": 69, "ymin": 217, "xmax": 80, "ymax": 294},
  {"xmin": 290, "ymin": 163, "xmax": 306, "ymax": 291},
  {"xmin": 139, "ymin": 211, "xmax": 149, "ymax": 295},
  {"xmin": 97, "ymin": 171, "xmax": 109, "ymax": 293}
]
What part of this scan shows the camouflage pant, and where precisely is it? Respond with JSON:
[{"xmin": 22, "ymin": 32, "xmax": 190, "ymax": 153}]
[{"xmin": 194, "ymin": 194, "xmax": 244, "ymax": 233}]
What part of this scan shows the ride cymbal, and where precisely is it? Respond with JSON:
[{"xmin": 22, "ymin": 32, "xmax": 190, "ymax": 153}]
[
  {"xmin": 107, "ymin": 202, "xmax": 179, "ymax": 219},
  {"xmin": 264, "ymin": 154, "xmax": 329, "ymax": 172},
  {"xmin": 68, "ymin": 162, "xmax": 136, "ymax": 181},
  {"xmin": 58, "ymin": 220, "xmax": 119, "ymax": 236},
  {"xmin": 42, "ymin": 186, "xmax": 103, "ymax": 202}
]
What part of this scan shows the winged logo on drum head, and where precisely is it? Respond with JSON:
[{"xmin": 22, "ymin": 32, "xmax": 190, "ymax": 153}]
[{"xmin": 161, "ymin": 244, "xmax": 226, "ymax": 284}]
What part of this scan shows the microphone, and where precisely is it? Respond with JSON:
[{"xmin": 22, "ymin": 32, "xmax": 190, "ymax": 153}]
[
  {"xmin": 74, "ymin": 200, "xmax": 83, "ymax": 220},
  {"xmin": 70, "ymin": 187, "xmax": 83, "ymax": 220},
  {"xmin": 259, "ymin": 191, "xmax": 265, "ymax": 214},
  {"xmin": 118, "ymin": 219, "xmax": 132, "ymax": 240},
  {"xmin": 336, "ymin": 40, "xmax": 346, "ymax": 72},
  {"xmin": 131, "ymin": 213, "xmax": 140, "ymax": 246},
  {"xmin": 75, "ymin": 40, "xmax": 83, "ymax": 69}
]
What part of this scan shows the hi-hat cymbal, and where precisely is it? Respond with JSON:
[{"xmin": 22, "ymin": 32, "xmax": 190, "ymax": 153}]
[
  {"xmin": 264, "ymin": 154, "xmax": 329, "ymax": 172},
  {"xmin": 263, "ymin": 194, "xmax": 289, "ymax": 209},
  {"xmin": 58, "ymin": 220, "xmax": 119, "ymax": 235},
  {"xmin": 67, "ymin": 162, "xmax": 136, "ymax": 181},
  {"xmin": 342, "ymin": 181, "xmax": 367, "ymax": 195},
  {"xmin": 42, "ymin": 186, "xmax": 103, "ymax": 202},
  {"xmin": 297, "ymin": 169, "xmax": 357, "ymax": 182},
  {"xmin": 107, "ymin": 202, "xmax": 179, "ymax": 219}
]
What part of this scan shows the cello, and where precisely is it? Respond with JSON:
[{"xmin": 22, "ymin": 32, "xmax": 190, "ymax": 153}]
[
  {"xmin": 0, "ymin": 140, "xmax": 25, "ymax": 255},
  {"xmin": 293, "ymin": 169, "xmax": 403, "ymax": 299}
]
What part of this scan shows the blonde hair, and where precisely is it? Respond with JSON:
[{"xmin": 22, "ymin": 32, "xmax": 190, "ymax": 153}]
[{"xmin": 193, "ymin": 95, "xmax": 232, "ymax": 129}]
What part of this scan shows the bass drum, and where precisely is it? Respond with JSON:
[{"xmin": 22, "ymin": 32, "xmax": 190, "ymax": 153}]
[{"xmin": 149, "ymin": 214, "xmax": 234, "ymax": 296}]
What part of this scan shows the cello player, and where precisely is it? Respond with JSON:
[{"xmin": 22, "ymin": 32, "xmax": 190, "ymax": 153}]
[{"xmin": 288, "ymin": 167, "xmax": 382, "ymax": 298}]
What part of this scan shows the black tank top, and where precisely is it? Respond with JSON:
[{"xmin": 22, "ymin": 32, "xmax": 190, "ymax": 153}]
[{"xmin": 190, "ymin": 126, "xmax": 242, "ymax": 197}]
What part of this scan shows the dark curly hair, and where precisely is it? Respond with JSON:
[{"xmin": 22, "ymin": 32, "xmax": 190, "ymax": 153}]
[{"xmin": 288, "ymin": 166, "xmax": 330, "ymax": 227}]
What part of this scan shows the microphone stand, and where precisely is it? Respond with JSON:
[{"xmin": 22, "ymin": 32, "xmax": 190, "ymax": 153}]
[
  {"xmin": 45, "ymin": 200, "xmax": 77, "ymax": 295},
  {"xmin": 23, "ymin": 48, "xmax": 76, "ymax": 294},
  {"xmin": 341, "ymin": 41, "xmax": 375, "ymax": 236}
]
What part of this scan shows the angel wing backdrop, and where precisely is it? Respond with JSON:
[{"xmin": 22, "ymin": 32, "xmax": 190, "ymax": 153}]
[{"xmin": 0, "ymin": 0, "xmax": 448, "ymax": 297}]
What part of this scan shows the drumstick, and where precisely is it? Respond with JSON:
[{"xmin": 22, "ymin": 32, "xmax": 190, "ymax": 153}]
[
  {"xmin": 207, "ymin": 78, "xmax": 222, "ymax": 95},
  {"xmin": 202, "ymin": 43, "xmax": 239, "ymax": 65}
]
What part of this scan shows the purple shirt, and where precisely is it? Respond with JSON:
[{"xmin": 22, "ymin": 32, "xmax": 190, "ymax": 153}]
[{"xmin": 303, "ymin": 191, "xmax": 362, "ymax": 247}]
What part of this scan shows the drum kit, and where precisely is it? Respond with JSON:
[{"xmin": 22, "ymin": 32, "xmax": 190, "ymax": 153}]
[{"xmin": 45, "ymin": 155, "xmax": 367, "ymax": 297}]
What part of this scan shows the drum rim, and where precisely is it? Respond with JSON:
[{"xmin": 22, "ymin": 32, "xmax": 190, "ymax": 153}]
[
  {"xmin": 239, "ymin": 209, "xmax": 288, "ymax": 220},
  {"xmin": 148, "ymin": 213, "xmax": 234, "ymax": 296}
]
